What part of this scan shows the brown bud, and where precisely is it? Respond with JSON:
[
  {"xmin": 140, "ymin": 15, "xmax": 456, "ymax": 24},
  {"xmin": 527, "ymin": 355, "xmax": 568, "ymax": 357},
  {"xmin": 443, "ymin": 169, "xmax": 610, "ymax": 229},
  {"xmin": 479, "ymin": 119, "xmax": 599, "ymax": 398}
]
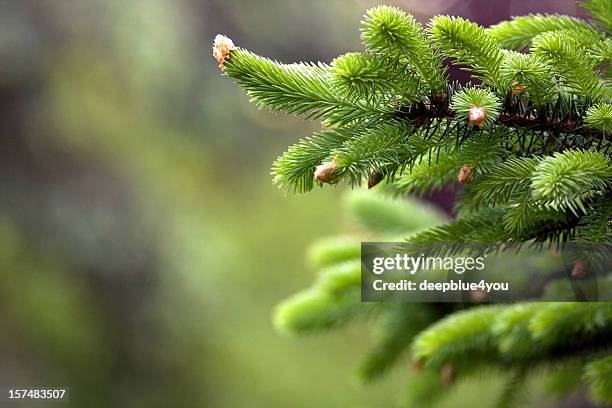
[
  {"xmin": 368, "ymin": 169, "xmax": 384, "ymax": 189},
  {"xmin": 571, "ymin": 259, "xmax": 589, "ymax": 279},
  {"xmin": 212, "ymin": 34, "xmax": 236, "ymax": 69},
  {"xmin": 441, "ymin": 363, "xmax": 455, "ymax": 386},
  {"xmin": 314, "ymin": 159, "xmax": 340, "ymax": 184},
  {"xmin": 457, "ymin": 164, "xmax": 473, "ymax": 185},
  {"xmin": 468, "ymin": 105, "xmax": 487, "ymax": 128}
]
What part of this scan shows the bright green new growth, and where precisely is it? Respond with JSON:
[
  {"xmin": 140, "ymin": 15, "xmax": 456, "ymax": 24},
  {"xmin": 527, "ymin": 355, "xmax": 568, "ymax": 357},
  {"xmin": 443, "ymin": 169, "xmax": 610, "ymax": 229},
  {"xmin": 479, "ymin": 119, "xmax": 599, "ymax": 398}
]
[
  {"xmin": 361, "ymin": 6, "xmax": 446, "ymax": 92},
  {"xmin": 216, "ymin": 0, "xmax": 611, "ymax": 406},
  {"xmin": 499, "ymin": 51, "xmax": 556, "ymax": 107},
  {"xmin": 531, "ymin": 150, "xmax": 611, "ymax": 215},
  {"xmin": 532, "ymin": 30, "xmax": 607, "ymax": 100},
  {"xmin": 428, "ymin": 15, "xmax": 506, "ymax": 91},
  {"xmin": 488, "ymin": 14, "xmax": 600, "ymax": 51},
  {"xmin": 586, "ymin": 102, "xmax": 612, "ymax": 133}
]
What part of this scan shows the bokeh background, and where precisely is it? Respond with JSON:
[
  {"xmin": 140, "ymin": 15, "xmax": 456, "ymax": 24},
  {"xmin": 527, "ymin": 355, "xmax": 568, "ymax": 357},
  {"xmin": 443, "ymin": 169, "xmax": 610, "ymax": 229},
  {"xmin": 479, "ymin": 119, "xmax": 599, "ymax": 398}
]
[{"xmin": 0, "ymin": 1, "xmax": 586, "ymax": 407}]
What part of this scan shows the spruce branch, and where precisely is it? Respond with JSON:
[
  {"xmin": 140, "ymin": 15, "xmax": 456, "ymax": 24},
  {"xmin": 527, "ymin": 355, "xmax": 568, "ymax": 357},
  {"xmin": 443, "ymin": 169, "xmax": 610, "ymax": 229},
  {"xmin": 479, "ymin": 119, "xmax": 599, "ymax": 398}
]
[
  {"xmin": 271, "ymin": 126, "xmax": 353, "ymax": 193},
  {"xmin": 331, "ymin": 52, "xmax": 425, "ymax": 103},
  {"xmin": 500, "ymin": 52, "xmax": 557, "ymax": 107},
  {"xmin": 531, "ymin": 149, "xmax": 611, "ymax": 215},
  {"xmin": 223, "ymin": 47, "xmax": 393, "ymax": 126},
  {"xmin": 469, "ymin": 157, "xmax": 540, "ymax": 207},
  {"xmin": 487, "ymin": 14, "xmax": 599, "ymax": 51},
  {"xmin": 361, "ymin": 6, "xmax": 446, "ymax": 92},
  {"xmin": 581, "ymin": 0, "xmax": 612, "ymax": 35},
  {"xmin": 585, "ymin": 102, "xmax": 612, "ymax": 134},
  {"xmin": 532, "ymin": 30, "xmax": 607, "ymax": 101},
  {"xmin": 214, "ymin": 3, "xmax": 612, "ymax": 405},
  {"xmin": 428, "ymin": 16, "xmax": 506, "ymax": 91}
]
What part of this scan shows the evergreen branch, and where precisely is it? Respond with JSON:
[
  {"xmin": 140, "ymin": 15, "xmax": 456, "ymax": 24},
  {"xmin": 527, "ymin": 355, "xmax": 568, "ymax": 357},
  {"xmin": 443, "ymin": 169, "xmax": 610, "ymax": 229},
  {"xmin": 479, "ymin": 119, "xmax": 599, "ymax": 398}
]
[
  {"xmin": 412, "ymin": 305, "xmax": 504, "ymax": 369},
  {"xmin": 223, "ymin": 48, "xmax": 393, "ymax": 125},
  {"xmin": 532, "ymin": 31, "xmax": 606, "ymax": 101},
  {"xmin": 273, "ymin": 287, "xmax": 366, "ymax": 334},
  {"xmin": 361, "ymin": 6, "xmax": 446, "ymax": 92},
  {"xmin": 528, "ymin": 302, "xmax": 612, "ymax": 347},
  {"xmin": 590, "ymin": 38, "xmax": 612, "ymax": 71},
  {"xmin": 307, "ymin": 236, "xmax": 361, "ymax": 269},
  {"xmin": 332, "ymin": 52, "xmax": 425, "ymax": 103},
  {"xmin": 502, "ymin": 189, "xmax": 550, "ymax": 235},
  {"xmin": 215, "ymin": 4, "xmax": 612, "ymax": 405},
  {"xmin": 531, "ymin": 149, "xmax": 611, "ymax": 215},
  {"xmin": 487, "ymin": 14, "xmax": 599, "ymax": 51},
  {"xmin": 344, "ymin": 190, "xmax": 446, "ymax": 233},
  {"xmin": 315, "ymin": 259, "xmax": 362, "ymax": 295},
  {"xmin": 495, "ymin": 369, "xmax": 528, "ymax": 408},
  {"xmin": 585, "ymin": 102, "xmax": 612, "ymax": 134},
  {"xmin": 574, "ymin": 193, "xmax": 612, "ymax": 242},
  {"xmin": 358, "ymin": 304, "xmax": 437, "ymax": 382},
  {"xmin": 428, "ymin": 16, "xmax": 506, "ymax": 91},
  {"xmin": 500, "ymin": 51, "xmax": 557, "ymax": 107},
  {"xmin": 492, "ymin": 303, "xmax": 542, "ymax": 359},
  {"xmin": 581, "ymin": 0, "xmax": 612, "ymax": 35},
  {"xmin": 393, "ymin": 148, "xmax": 458, "ymax": 195},
  {"xmin": 271, "ymin": 126, "xmax": 354, "ymax": 193},
  {"xmin": 403, "ymin": 370, "xmax": 446, "ymax": 408},
  {"xmin": 394, "ymin": 90, "xmax": 604, "ymax": 141},
  {"xmin": 455, "ymin": 130, "xmax": 506, "ymax": 172},
  {"xmin": 404, "ymin": 208, "xmax": 509, "ymax": 256},
  {"xmin": 274, "ymin": 260, "xmax": 375, "ymax": 334},
  {"xmin": 469, "ymin": 157, "xmax": 540, "ymax": 207},
  {"xmin": 331, "ymin": 122, "xmax": 423, "ymax": 186}
]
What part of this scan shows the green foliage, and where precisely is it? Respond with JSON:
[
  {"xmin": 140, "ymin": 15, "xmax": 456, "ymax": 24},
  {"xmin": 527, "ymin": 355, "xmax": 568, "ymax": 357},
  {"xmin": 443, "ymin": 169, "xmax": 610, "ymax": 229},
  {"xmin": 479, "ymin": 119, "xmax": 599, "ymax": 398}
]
[
  {"xmin": 274, "ymin": 287, "xmax": 365, "ymax": 334},
  {"xmin": 331, "ymin": 52, "xmax": 424, "ymax": 103},
  {"xmin": 361, "ymin": 6, "xmax": 446, "ymax": 92},
  {"xmin": 531, "ymin": 150, "xmax": 611, "ymax": 215},
  {"xmin": 405, "ymin": 208, "xmax": 508, "ymax": 251},
  {"xmin": 469, "ymin": 157, "xmax": 540, "ymax": 207},
  {"xmin": 584, "ymin": 354, "xmax": 612, "ymax": 404},
  {"xmin": 574, "ymin": 193, "xmax": 612, "ymax": 242},
  {"xmin": 488, "ymin": 14, "xmax": 599, "ymax": 51},
  {"xmin": 532, "ymin": 30, "xmax": 607, "ymax": 100},
  {"xmin": 402, "ymin": 369, "xmax": 446, "ymax": 408},
  {"xmin": 358, "ymin": 303, "xmax": 437, "ymax": 382},
  {"xmin": 412, "ymin": 305, "xmax": 503, "ymax": 369},
  {"xmin": 271, "ymin": 126, "xmax": 355, "ymax": 193},
  {"xmin": 343, "ymin": 190, "xmax": 446, "ymax": 233},
  {"xmin": 585, "ymin": 102, "xmax": 612, "ymax": 133},
  {"xmin": 224, "ymin": 49, "xmax": 392, "ymax": 126},
  {"xmin": 331, "ymin": 122, "xmax": 420, "ymax": 186},
  {"xmin": 581, "ymin": 0, "xmax": 612, "ymax": 35},
  {"xmin": 307, "ymin": 236, "xmax": 361, "ymax": 269},
  {"xmin": 392, "ymin": 149, "xmax": 458, "ymax": 195},
  {"xmin": 216, "ymin": 0, "xmax": 612, "ymax": 405},
  {"xmin": 499, "ymin": 52, "xmax": 556, "ymax": 107},
  {"xmin": 428, "ymin": 16, "xmax": 505, "ymax": 90}
]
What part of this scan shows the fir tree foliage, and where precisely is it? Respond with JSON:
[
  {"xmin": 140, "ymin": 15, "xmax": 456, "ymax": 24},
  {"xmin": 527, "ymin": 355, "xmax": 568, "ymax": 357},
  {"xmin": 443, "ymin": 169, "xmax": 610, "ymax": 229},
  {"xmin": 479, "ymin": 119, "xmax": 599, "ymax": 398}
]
[
  {"xmin": 215, "ymin": 0, "xmax": 612, "ymax": 405},
  {"xmin": 487, "ymin": 14, "xmax": 600, "ymax": 51}
]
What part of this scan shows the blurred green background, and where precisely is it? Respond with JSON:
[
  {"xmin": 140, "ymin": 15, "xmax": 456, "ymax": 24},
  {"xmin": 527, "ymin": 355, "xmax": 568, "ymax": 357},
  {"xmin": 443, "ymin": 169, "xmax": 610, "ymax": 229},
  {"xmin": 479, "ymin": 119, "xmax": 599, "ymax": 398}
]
[{"xmin": 0, "ymin": 1, "xmax": 583, "ymax": 407}]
